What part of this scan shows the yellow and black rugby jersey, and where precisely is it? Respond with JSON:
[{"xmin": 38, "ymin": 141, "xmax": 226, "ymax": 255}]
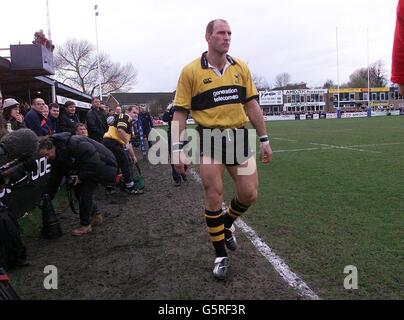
[
  {"xmin": 103, "ymin": 114, "xmax": 131, "ymax": 145},
  {"xmin": 173, "ymin": 52, "xmax": 259, "ymax": 129}
]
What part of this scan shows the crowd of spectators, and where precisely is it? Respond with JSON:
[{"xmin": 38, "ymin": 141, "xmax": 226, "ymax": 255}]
[{"xmin": 0, "ymin": 94, "xmax": 151, "ymax": 236}]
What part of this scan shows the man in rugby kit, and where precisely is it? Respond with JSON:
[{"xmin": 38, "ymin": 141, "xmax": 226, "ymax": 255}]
[
  {"xmin": 172, "ymin": 19, "xmax": 272, "ymax": 280},
  {"xmin": 103, "ymin": 105, "xmax": 142, "ymax": 195}
]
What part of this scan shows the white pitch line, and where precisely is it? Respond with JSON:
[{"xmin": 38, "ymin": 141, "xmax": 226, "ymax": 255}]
[
  {"xmin": 274, "ymin": 147, "xmax": 333, "ymax": 153},
  {"xmin": 188, "ymin": 167, "xmax": 320, "ymax": 300},
  {"xmin": 347, "ymin": 142, "xmax": 404, "ymax": 148},
  {"xmin": 310, "ymin": 143, "xmax": 382, "ymax": 154},
  {"xmin": 235, "ymin": 219, "xmax": 320, "ymax": 300},
  {"xmin": 272, "ymin": 137, "xmax": 298, "ymax": 142},
  {"xmin": 273, "ymin": 142, "xmax": 402, "ymax": 154}
]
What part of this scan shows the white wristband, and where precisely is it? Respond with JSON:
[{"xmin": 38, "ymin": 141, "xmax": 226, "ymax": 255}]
[{"xmin": 259, "ymin": 135, "xmax": 270, "ymax": 143}]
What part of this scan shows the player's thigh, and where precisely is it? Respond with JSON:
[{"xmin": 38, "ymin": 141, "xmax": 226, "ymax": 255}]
[
  {"xmin": 226, "ymin": 157, "xmax": 258, "ymax": 198},
  {"xmin": 199, "ymin": 156, "xmax": 225, "ymax": 194}
]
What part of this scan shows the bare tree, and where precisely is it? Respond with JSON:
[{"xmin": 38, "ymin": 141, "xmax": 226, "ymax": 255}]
[
  {"xmin": 323, "ymin": 79, "xmax": 336, "ymax": 89},
  {"xmin": 252, "ymin": 73, "xmax": 270, "ymax": 90},
  {"xmin": 274, "ymin": 72, "xmax": 291, "ymax": 88},
  {"xmin": 346, "ymin": 60, "xmax": 388, "ymax": 88},
  {"xmin": 54, "ymin": 38, "xmax": 137, "ymax": 96}
]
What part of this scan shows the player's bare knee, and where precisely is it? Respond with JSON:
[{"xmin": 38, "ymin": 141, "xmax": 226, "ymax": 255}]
[{"xmin": 239, "ymin": 189, "xmax": 258, "ymax": 206}]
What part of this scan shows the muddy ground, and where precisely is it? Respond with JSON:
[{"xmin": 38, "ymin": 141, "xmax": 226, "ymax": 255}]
[{"xmin": 9, "ymin": 161, "xmax": 301, "ymax": 300}]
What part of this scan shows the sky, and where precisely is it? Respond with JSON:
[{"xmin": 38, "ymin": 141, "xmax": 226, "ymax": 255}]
[{"xmin": 0, "ymin": 0, "xmax": 399, "ymax": 92}]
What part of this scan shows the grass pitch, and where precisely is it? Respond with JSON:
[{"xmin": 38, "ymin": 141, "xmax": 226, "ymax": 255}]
[{"xmin": 225, "ymin": 116, "xmax": 404, "ymax": 299}]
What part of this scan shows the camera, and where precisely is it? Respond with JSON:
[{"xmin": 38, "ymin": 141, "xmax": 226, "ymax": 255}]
[{"xmin": 0, "ymin": 157, "xmax": 38, "ymax": 188}]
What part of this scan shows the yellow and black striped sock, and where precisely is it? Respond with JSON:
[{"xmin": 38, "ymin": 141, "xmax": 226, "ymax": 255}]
[
  {"xmin": 205, "ymin": 209, "xmax": 227, "ymax": 257},
  {"xmin": 224, "ymin": 197, "xmax": 250, "ymax": 230}
]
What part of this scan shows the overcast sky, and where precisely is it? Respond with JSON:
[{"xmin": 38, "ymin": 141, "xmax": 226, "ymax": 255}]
[{"xmin": 1, "ymin": 0, "xmax": 399, "ymax": 92}]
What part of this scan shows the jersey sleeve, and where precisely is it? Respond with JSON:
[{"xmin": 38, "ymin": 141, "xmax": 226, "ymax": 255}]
[
  {"xmin": 173, "ymin": 66, "xmax": 192, "ymax": 111},
  {"xmin": 244, "ymin": 64, "xmax": 259, "ymax": 103}
]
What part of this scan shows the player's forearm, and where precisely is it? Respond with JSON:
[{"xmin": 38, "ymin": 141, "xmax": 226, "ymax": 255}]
[
  {"xmin": 246, "ymin": 100, "xmax": 268, "ymax": 138},
  {"xmin": 171, "ymin": 110, "xmax": 188, "ymax": 145}
]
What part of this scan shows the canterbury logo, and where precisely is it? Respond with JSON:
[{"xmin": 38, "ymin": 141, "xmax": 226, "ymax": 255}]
[{"xmin": 203, "ymin": 78, "xmax": 213, "ymax": 84}]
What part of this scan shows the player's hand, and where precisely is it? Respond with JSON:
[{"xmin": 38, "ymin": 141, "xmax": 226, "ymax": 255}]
[
  {"xmin": 172, "ymin": 150, "xmax": 187, "ymax": 174},
  {"xmin": 260, "ymin": 143, "xmax": 272, "ymax": 164}
]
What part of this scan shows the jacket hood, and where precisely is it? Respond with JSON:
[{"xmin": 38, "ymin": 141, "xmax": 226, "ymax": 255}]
[{"xmin": 50, "ymin": 132, "xmax": 72, "ymax": 147}]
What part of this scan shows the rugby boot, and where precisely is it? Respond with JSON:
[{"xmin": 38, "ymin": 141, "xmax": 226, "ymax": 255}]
[{"xmin": 213, "ymin": 257, "xmax": 230, "ymax": 280}]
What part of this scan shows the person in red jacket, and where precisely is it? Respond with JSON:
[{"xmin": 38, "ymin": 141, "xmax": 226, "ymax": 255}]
[{"xmin": 392, "ymin": 0, "xmax": 404, "ymax": 95}]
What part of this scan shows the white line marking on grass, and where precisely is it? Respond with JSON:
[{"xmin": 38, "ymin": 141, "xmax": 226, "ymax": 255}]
[
  {"xmin": 310, "ymin": 143, "xmax": 382, "ymax": 154},
  {"xmin": 272, "ymin": 137, "xmax": 298, "ymax": 142},
  {"xmin": 235, "ymin": 219, "xmax": 320, "ymax": 300},
  {"xmin": 273, "ymin": 142, "xmax": 400, "ymax": 154},
  {"xmin": 274, "ymin": 147, "xmax": 333, "ymax": 153},
  {"xmin": 347, "ymin": 142, "xmax": 404, "ymax": 148},
  {"xmin": 188, "ymin": 167, "xmax": 320, "ymax": 300}
]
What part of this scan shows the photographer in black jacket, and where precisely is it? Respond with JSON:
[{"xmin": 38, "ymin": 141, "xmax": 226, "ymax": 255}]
[{"xmin": 38, "ymin": 132, "xmax": 117, "ymax": 236}]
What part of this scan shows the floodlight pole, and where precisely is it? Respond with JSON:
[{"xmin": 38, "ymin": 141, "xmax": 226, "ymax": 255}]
[
  {"xmin": 46, "ymin": 0, "xmax": 56, "ymax": 103},
  {"xmin": 95, "ymin": 4, "xmax": 102, "ymax": 100},
  {"xmin": 336, "ymin": 27, "xmax": 341, "ymax": 112}
]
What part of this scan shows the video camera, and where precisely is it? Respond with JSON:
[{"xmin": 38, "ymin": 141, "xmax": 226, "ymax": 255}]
[
  {"xmin": 0, "ymin": 157, "xmax": 38, "ymax": 188},
  {"xmin": 0, "ymin": 128, "xmax": 40, "ymax": 189}
]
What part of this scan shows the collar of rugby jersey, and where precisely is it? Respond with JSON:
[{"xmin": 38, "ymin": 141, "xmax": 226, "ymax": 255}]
[{"xmin": 200, "ymin": 51, "xmax": 236, "ymax": 77}]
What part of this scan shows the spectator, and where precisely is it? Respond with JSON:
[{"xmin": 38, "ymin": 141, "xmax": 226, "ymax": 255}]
[
  {"xmin": 115, "ymin": 106, "xmax": 122, "ymax": 116},
  {"xmin": 47, "ymin": 103, "xmax": 60, "ymax": 134},
  {"xmin": 57, "ymin": 101, "xmax": 79, "ymax": 134},
  {"xmin": 38, "ymin": 133, "xmax": 118, "ymax": 236},
  {"xmin": 100, "ymin": 103, "xmax": 109, "ymax": 116},
  {"xmin": 107, "ymin": 105, "xmax": 122, "ymax": 126},
  {"xmin": 86, "ymin": 97, "xmax": 108, "ymax": 143},
  {"xmin": 140, "ymin": 107, "xmax": 154, "ymax": 148},
  {"xmin": 24, "ymin": 98, "xmax": 49, "ymax": 136},
  {"xmin": 2, "ymin": 98, "xmax": 26, "ymax": 131},
  {"xmin": 42, "ymin": 104, "xmax": 49, "ymax": 119},
  {"xmin": 20, "ymin": 101, "xmax": 30, "ymax": 116},
  {"xmin": 75, "ymin": 123, "xmax": 88, "ymax": 136}
]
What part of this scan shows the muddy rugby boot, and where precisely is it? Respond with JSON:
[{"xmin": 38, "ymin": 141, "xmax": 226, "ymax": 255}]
[
  {"xmin": 213, "ymin": 257, "xmax": 230, "ymax": 280},
  {"xmin": 225, "ymin": 225, "xmax": 237, "ymax": 251}
]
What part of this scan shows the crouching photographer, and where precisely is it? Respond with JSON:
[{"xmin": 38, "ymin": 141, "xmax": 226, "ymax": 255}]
[{"xmin": 38, "ymin": 132, "xmax": 118, "ymax": 236}]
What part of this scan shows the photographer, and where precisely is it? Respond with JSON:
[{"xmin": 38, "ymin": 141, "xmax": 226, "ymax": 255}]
[{"xmin": 38, "ymin": 132, "xmax": 117, "ymax": 236}]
